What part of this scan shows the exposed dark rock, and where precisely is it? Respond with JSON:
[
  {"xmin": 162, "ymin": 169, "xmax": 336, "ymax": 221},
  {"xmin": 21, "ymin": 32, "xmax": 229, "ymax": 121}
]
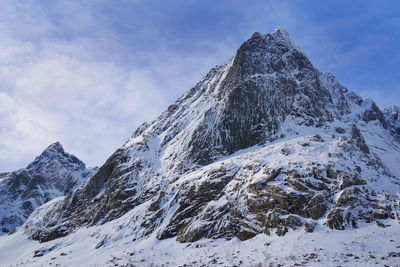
[
  {"xmin": 339, "ymin": 175, "xmax": 366, "ymax": 190},
  {"xmin": 376, "ymin": 221, "xmax": 386, "ymax": 228},
  {"xmin": 308, "ymin": 194, "xmax": 328, "ymax": 219},
  {"xmin": 335, "ymin": 127, "xmax": 346, "ymax": 134},
  {"xmin": 305, "ymin": 222, "xmax": 316, "ymax": 233},
  {"xmin": 388, "ymin": 252, "xmax": 400, "ymax": 257},
  {"xmin": 362, "ymin": 101, "xmax": 387, "ymax": 128},
  {"xmin": 351, "ymin": 125, "xmax": 370, "ymax": 154},
  {"xmin": 326, "ymin": 208, "xmax": 347, "ymax": 230},
  {"xmin": 95, "ymin": 236, "xmax": 107, "ymax": 249}
]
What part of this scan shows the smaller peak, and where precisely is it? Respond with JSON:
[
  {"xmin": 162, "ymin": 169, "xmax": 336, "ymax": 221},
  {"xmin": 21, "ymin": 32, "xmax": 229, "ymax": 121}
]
[
  {"xmin": 47, "ymin": 141, "xmax": 63, "ymax": 150},
  {"xmin": 383, "ymin": 105, "xmax": 400, "ymax": 113},
  {"xmin": 26, "ymin": 141, "xmax": 86, "ymax": 171},
  {"xmin": 26, "ymin": 142, "xmax": 66, "ymax": 170},
  {"xmin": 43, "ymin": 142, "xmax": 65, "ymax": 154}
]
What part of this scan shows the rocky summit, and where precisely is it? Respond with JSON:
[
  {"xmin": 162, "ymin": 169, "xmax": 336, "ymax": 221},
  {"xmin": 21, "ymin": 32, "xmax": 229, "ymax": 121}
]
[
  {"xmin": 0, "ymin": 142, "xmax": 96, "ymax": 234},
  {"xmin": 23, "ymin": 28, "xmax": 400, "ymax": 247}
]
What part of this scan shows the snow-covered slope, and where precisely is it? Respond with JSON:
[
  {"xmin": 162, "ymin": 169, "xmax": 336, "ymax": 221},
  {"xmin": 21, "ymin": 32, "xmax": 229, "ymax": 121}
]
[
  {"xmin": 0, "ymin": 142, "xmax": 96, "ymax": 234},
  {"xmin": 4, "ymin": 217, "xmax": 400, "ymax": 266},
  {"xmin": 1, "ymin": 27, "xmax": 399, "ymax": 266}
]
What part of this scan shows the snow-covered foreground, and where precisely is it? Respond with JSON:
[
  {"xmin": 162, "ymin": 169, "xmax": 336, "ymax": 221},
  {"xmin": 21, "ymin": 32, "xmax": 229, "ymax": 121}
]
[{"xmin": 1, "ymin": 220, "xmax": 399, "ymax": 266}]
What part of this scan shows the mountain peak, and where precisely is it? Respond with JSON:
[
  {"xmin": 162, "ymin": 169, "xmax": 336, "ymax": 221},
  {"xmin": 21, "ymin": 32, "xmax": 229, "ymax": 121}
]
[
  {"xmin": 26, "ymin": 142, "xmax": 86, "ymax": 172},
  {"xmin": 247, "ymin": 27, "xmax": 300, "ymax": 52},
  {"xmin": 272, "ymin": 26, "xmax": 300, "ymax": 51},
  {"xmin": 44, "ymin": 141, "xmax": 64, "ymax": 154},
  {"xmin": 30, "ymin": 141, "xmax": 66, "ymax": 165},
  {"xmin": 273, "ymin": 26, "xmax": 289, "ymax": 34}
]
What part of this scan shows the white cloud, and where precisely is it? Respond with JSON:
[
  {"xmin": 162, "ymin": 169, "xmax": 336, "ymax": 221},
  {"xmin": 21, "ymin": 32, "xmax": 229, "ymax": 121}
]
[{"xmin": 0, "ymin": 39, "xmax": 164, "ymax": 170}]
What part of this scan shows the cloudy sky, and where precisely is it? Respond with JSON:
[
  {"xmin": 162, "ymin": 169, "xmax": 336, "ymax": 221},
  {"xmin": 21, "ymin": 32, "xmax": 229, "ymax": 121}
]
[{"xmin": 0, "ymin": 0, "xmax": 399, "ymax": 171}]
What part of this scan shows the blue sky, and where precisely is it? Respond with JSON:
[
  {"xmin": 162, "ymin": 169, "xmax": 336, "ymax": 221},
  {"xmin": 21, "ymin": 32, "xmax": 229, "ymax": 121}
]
[{"xmin": 0, "ymin": 0, "xmax": 399, "ymax": 171}]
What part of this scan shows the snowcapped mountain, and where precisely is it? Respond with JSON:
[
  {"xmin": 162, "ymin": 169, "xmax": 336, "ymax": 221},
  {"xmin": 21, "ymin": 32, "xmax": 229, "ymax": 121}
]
[
  {"xmin": 0, "ymin": 142, "xmax": 96, "ymax": 234},
  {"xmin": 1, "ymin": 27, "xmax": 399, "ymax": 266},
  {"xmin": 23, "ymin": 27, "xmax": 400, "ymax": 245}
]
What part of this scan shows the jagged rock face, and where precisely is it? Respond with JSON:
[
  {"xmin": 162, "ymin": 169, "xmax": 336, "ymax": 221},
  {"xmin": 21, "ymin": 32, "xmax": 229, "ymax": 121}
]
[
  {"xmin": 186, "ymin": 28, "xmax": 349, "ymax": 165},
  {"xmin": 0, "ymin": 142, "xmax": 95, "ymax": 234},
  {"xmin": 383, "ymin": 105, "xmax": 400, "ymax": 138},
  {"xmin": 24, "ymin": 28, "xmax": 400, "ymax": 243}
]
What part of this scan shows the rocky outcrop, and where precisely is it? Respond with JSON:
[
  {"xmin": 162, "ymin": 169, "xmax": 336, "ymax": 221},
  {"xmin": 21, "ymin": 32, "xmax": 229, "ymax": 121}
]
[{"xmin": 383, "ymin": 105, "xmax": 400, "ymax": 139}]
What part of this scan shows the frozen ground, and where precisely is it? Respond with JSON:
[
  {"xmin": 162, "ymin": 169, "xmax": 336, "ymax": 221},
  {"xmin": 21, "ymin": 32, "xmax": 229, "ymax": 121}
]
[{"xmin": 1, "ymin": 219, "xmax": 399, "ymax": 266}]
